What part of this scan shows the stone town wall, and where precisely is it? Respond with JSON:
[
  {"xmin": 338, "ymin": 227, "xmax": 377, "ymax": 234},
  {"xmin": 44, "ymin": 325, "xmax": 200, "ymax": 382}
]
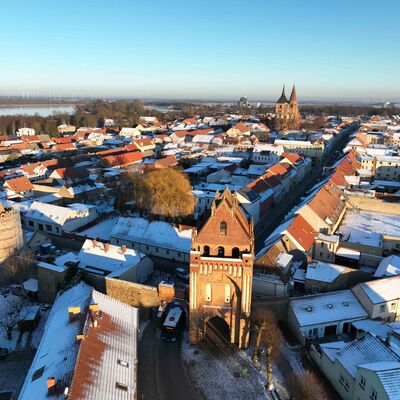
[
  {"xmin": 104, "ymin": 277, "xmax": 160, "ymax": 308},
  {"xmin": 347, "ymin": 196, "xmax": 400, "ymax": 215}
]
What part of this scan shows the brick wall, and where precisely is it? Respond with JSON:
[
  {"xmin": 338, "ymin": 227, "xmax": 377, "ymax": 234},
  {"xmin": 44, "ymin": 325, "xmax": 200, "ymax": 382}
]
[{"xmin": 105, "ymin": 277, "xmax": 160, "ymax": 308}]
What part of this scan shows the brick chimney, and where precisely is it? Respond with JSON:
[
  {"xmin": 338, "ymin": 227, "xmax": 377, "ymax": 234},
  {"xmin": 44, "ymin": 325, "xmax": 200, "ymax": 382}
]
[
  {"xmin": 47, "ymin": 377, "xmax": 57, "ymax": 395},
  {"xmin": 104, "ymin": 242, "xmax": 110, "ymax": 252},
  {"xmin": 121, "ymin": 245, "xmax": 126, "ymax": 253},
  {"xmin": 92, "ymin": 239, "xmax": 97, "ymax": 247}
]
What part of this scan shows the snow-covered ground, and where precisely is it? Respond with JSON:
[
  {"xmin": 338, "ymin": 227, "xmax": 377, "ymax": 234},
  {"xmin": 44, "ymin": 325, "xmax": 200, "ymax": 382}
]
[
  {"xmin": 80, "ymin": 216, "xmax": 120, "ymax": 240},
  {"xmin": 181, "ymin": 328, "xmax": 307, "ymax": 400},
  {"xmin": 181, "ymin": 332, "xmax": 266, "ymax": 400},
  {"xmin": 0, "ymin": 291, "xmax": 50, "ymax": 352}
]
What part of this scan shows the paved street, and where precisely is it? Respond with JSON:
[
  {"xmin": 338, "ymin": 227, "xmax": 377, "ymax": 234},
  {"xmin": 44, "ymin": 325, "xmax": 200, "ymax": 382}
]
[{"xmin": 138, "ymin": 320, "xmax": 197, "ymax": 400}]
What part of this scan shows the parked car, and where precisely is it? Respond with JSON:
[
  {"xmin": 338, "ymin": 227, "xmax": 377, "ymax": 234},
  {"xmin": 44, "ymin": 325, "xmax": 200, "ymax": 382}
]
[{"xmin": 175, "ymin": 267, "xmax": 190, "ymax": 282}]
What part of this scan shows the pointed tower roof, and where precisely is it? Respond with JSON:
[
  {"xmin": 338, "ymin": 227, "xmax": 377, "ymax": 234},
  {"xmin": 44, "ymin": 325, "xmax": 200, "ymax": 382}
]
[
  {"xmin": 289, "ymin": 84, "xmax": 298, "ymax": 103},
  {"xmin": 277, "ymin": 85, "xmax": 288, "ymax": 104}
]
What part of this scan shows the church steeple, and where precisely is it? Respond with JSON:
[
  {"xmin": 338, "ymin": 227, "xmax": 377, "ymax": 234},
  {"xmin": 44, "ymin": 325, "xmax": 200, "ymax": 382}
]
[
  {"xmin": 277, "ymin": 85, "xmax": 288, "ymax": 104},
  {"xmin": 289, "ymin": 84, "xmax": 297, "ymax": 103}
]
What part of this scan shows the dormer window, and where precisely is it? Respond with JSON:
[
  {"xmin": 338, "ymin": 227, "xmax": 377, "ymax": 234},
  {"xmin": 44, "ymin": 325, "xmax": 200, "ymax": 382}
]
[{"xmin": 220, "ymin": 221, "xmax": 227, "ymax": 236}]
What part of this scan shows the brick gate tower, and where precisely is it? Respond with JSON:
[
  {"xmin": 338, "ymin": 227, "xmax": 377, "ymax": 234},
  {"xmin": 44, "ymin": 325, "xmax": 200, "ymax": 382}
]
[{"xmin": 189, "ymin": 188, "xmax": 254, "ymax": 348}]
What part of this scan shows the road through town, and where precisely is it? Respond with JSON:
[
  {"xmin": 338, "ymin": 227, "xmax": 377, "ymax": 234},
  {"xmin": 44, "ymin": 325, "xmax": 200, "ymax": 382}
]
[{"xmin": 138, "ymin": 320, "xmax": 197, "ymax": 400}]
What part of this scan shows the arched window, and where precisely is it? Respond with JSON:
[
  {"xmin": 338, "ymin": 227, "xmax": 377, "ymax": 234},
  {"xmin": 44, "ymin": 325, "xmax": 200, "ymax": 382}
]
[
  {"xmin": 225, "ymin": 285, "xmax": 231, "ymax": 303},
  {"xmin": 218, "ymin": 246, "xmax": 225, "ymax": 257},
  {"xmin": 206, "ymin": 284, "xmax": 212, "ymax": 302},
  {"xmin": 232, "ymin": 247, "xmax": 240, "ymax": 258},
  {"xmin": 220, "ymin": 221, "xmax": 227, "ymax": 236},
  {"xmin": 203, "ymin": 245, "xmax": 210, "ymax": 256}
]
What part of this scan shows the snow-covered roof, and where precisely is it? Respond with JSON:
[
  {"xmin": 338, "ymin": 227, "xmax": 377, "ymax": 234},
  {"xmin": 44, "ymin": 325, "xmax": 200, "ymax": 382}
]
[
  {"xmin": 111, "ymin": 217, "xmax": 193, "ymax": 253},
  {"xmin": 337, "ymin": 209, "xmax": 400, "ymax": 248},
  {"xmin": 336, "ymin": 246, "xmax": 360, "ymax": 260},
  {"xmin": 275, "ymin": 252, "xmax": 293, "ymax": 269},
  {"xmin": 352, "ymin": 319, "xmax": 400, "ymax": 341},
  {"xmin": 19, "ymin": 283, "xmax": 93, "ymax": 400},
  {"xmin": 25, "ymin": 201, "xmax": 72, "ymax": 225},
  {"xmin": 78, "ymin": 239, "xmax": 143, "ymax": 274},
  {"xmin": 359, "ymin": 362, "xmax": 400, "ymax": 399},
  {"xmin": 80, "ymin": 217, "xmax": 120, "ymax": 241},
  {"xmin": 55, "ymin": 252, "xmax": 80, "ymax": 268},
  {"xmin": 19, "ymin": 283, "xmax": 139, "ymax": 400},
  {"xmin": 334, "ymin": 334, "xmax": 399, "ymax": 377},
  {"xmin": 319, "ymin": 341, "xmax": 347, "ymax": 362},
  {"xmin": 37, "ymin": 261, "xmax": 67, "ymax": 273},
  {"xmin": 290, "ymin": 289, "xmax": 368, "ymax": 327},
  {"xmin": 374, "ymin": 255, "xmax": 400, "ymax": 278},
  {"xmin": 355, "ymin": 276, "xmax": 400, "ymax": 304},
  {"xmin": 68, "ymin": 290, "xmax": 138, "ymax": 399},
  {"xmin": 306, "ymin": 261, "xmax": 346, "ymax": 283}
]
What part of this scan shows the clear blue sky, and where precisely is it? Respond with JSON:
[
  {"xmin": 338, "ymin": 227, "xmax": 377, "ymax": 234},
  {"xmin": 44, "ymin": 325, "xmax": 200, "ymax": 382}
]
[{"xmin": 1, "ymin": 0, "xmax": 399, "ymax": 101}]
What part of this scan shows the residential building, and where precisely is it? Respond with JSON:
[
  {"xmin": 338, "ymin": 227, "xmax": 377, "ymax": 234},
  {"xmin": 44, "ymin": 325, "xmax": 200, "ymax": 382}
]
[
  {"xmin": 110, "ymin": 217, "xmax": 193, "ymax": 263},
  {"xmin": 19, "ymin": 283, "xmax": 139, "ymax": 400},
  {"xmin": 78, "ymin": 239, "xmax": 153, "ymax": 283},
  {"xmin": 24, "ymin": 202, "xmax": 99, "ymax": 235},
  {"xmin": 288, "ymin": 289, "xmax": 368, "ymax": 344},
  {"xmin": 311, "ymin": 333, "xmax": 400, "ymax": 400},
  {"xmin": 16, "ymin": 127, "xmax": 35, "ymax": 137},
  {"xmin": 352, "ymin": 276, "xmax": 400, "ymax": 322}
]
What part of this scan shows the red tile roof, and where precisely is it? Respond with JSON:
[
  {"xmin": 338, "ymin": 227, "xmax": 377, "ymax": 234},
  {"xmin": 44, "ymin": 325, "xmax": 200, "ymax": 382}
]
[
  {"xmin": 308, "ymin": 182, "xmax": 345, "ymax": 225},
  {"xmin": 101, "ymin": 151, "xmax": 143, "ymax": 167},
  {"xmin": 133, "ymin": 138, "xmax": 153, "ymax": 147},
  {"xmin": 4, "ymin": 176, "xmax": 33, "ymax": 193},
  {"xmin": 54, "ymin": 137, "xmax": 74, "ymax": 144},
  {"xmin": 281, "ymin": 152, "xmax": 303, "ymax": 165},
  {"xmin": 286, "ymin": 214, "xmax": 316, "ymax": 252},
  {"xmin": 54, "ymin": 143, "xmax": 76, "ymax": 152}
]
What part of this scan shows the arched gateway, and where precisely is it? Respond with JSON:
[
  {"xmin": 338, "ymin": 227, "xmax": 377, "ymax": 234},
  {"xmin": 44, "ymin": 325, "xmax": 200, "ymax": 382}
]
[{"xmin": 189, "ymin": 188, "xmax": 254, "ymax": 349}]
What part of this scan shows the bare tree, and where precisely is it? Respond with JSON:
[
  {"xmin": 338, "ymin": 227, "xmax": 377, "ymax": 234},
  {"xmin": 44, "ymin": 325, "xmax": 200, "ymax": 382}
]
[
  {"xmin": 289, "ymin": 371, "xmax": 328, "ymax": 400},
  {"xmin": 0, "ymin": 297, "xmax": 27, "ymax": 340},
  {"xmin": 251, "ymin": 306, "xmax": 284, "ymax": 390},
  {"xmin": 2, "ymin": 253, "xmax": 34, "ymax": 286}
]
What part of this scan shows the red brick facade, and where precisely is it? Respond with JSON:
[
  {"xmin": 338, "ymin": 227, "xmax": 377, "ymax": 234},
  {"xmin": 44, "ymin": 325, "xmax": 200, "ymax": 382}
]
[{"xmin": 189, "ymin": 188, "xmax": 254, "ymax": 348}]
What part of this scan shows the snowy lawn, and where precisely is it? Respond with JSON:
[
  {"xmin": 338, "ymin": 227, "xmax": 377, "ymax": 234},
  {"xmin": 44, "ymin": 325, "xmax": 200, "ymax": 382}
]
[
  {"xmin": 0, "ymin": 290, "xmax": 50, "ymax": 352},
  {"xmin": 181, "ymin": 332, "xmax": 267, "ymax": 400}
]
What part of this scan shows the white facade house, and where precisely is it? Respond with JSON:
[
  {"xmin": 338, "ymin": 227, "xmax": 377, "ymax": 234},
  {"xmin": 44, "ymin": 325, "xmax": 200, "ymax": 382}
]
[
  {"xmin": 310, "ymin": 333, "xmax": 400, "ymax": 400},
  {"xmin": 288, "ymin": 289, "xmax": 368, "ymax": 344},
  {"xmin": 119, "ymin": 127, "xmax": 142, "ymax": 138},
  {"xmin": 78, "ymin": 239, "xmax": 153, "ymax": 283},
  {"xmin": 24, "ymin": 201, "xmax": 99, "ymax": 235},
  {"xmin": 110, "ymin": 217, "xmax": 193, "ymax": 263},
  {"xmin": 352, "ymin": 276, "xmax": 400, "ymax": 322},
  {"xmin": 16, "ymin": 127, "xmax": 35, "ymax": 137}
]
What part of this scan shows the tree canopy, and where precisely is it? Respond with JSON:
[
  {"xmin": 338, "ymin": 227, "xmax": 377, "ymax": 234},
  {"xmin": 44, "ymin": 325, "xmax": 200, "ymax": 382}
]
[{"xmin": 116, "ymin": 168, "xmax": 195, "ymax": 219}]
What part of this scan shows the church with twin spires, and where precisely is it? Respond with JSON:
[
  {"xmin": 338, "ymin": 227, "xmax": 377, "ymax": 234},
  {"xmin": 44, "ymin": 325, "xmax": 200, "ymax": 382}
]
[{"xmin": 274, "ymin": 84, "xmax": 301, "ymax": 131}]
